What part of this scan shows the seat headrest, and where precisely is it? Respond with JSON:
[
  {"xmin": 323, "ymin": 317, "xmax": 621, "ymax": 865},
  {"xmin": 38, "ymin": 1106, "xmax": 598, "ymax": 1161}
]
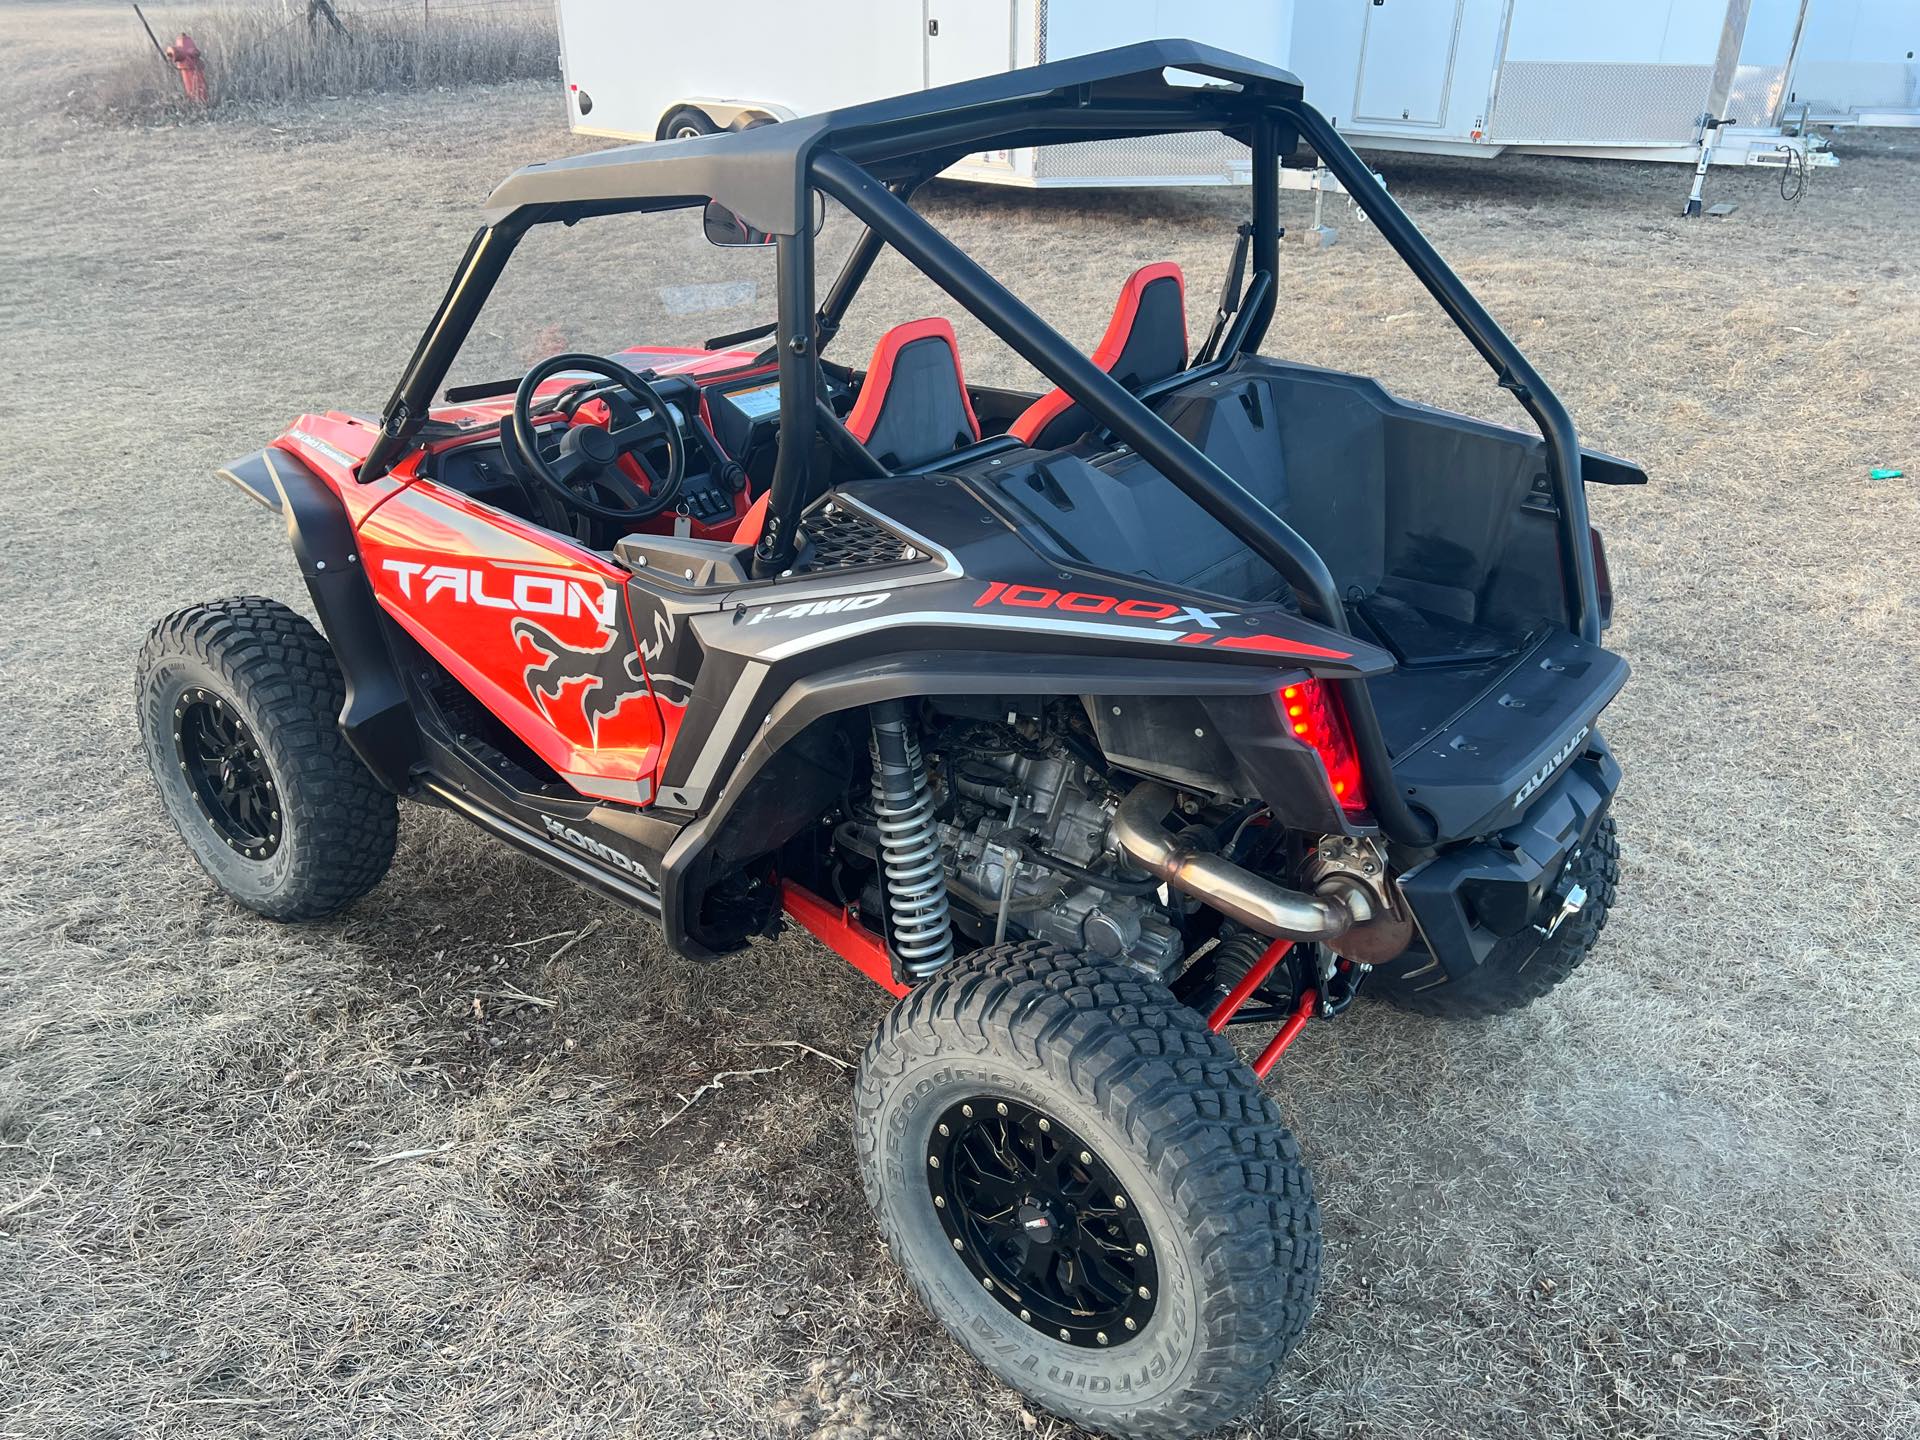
[
  {"xmin": 1095, "ymin": 262, "xmax": 1188, "ymax": 390},
  {"xmin": 1008, "ymin": 263, "xmax": 1189, "ymax": 450},
  {"xmin": 844, "ymin": 317, "xmax": 981, "ymax": 471}
]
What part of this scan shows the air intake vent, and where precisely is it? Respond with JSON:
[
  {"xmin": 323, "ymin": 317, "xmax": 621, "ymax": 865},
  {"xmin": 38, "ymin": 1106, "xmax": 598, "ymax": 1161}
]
[{"xmin": 800, "ymin": 502, "xmax": 924, "ymax": 570}]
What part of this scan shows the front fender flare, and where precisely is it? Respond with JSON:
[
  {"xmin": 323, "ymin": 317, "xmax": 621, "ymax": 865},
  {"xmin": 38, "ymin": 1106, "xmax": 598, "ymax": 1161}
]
[{"xmin": 216, "ymin": 448, "xmax": 420, "ymax": 793}]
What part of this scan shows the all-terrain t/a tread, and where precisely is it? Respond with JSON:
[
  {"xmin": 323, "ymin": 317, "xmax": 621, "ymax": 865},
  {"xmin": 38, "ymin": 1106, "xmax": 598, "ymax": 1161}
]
[
  {"xmin": 1378, "ymin": 816, "xmax": 1620, "ymax": 1019},
  {"xmin": 137, "ymin": 596, "xmax": 397, "ymax": 920},
  {"xmin": 855, "ymin": 941, "xmax": 1319, "ymax": 1440}
]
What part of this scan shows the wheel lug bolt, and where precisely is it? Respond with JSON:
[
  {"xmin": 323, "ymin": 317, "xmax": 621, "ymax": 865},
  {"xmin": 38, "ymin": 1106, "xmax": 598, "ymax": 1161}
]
[
  {"xmin": 933, "ymin": 1196, "xmax": 945, "ymax": 1208},
  {"xmin": 928, "ymin": 1155, "xmax": 939, "ymax": 1168},
  {"xmin": 938, "ymin": 1123, "xmax": 950, "ymax": 1136},
  {"xmin": 952, "ymin": 1238, "xmax": 963, "ymax": 1251},
  {"xmin": 1114, "ymin": 1195, "xmax": 1128, "ymax": 1209},
  {"xmin": 1018, "ymin": 1309, "xmax": 1030, "ymax": 1322},
  {"xmin": 1079, "ymin": 1151, "xmax": 1092, "ymax": 1164},
  {"xmin": 1037, "ymin": 1119, "xmax": 1049, "ymax": 1132},
  {"xmin": 982, "ymin": 1278, "xmax": 993, "ymax": 1290},
  {"xmin": 996, "ymin": 1102, "xmax": 1008, "ymax": 1116},
  {"xmin": 1137, "ymin": 1285, "xmax": 1151, "ymax": 1299},
  {"xmin": 961, "ymin": 1104, "xmax": 974, "ymax": 1118},
  {"xmin": 1096, "ymin": 1331, "xmax": 1109, "ymax": 1346},
  {"xmin": 1134, "ymin": 1242, "xmax": 1147, "ymax": 1257},
  {"xmin": 1124, "ymin": 1317, "xmax": 1137, "ymax": 1331},
  {"xmin": 1058, "ymin": 1328, "xmax": 1071, "ymax": 1341}
]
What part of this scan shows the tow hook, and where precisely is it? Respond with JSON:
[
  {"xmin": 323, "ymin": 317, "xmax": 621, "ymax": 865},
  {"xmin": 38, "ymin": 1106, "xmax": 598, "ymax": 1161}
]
[{"xmin": 1538, "ymin": 882, "xmax": 1588, "ymax": 940}]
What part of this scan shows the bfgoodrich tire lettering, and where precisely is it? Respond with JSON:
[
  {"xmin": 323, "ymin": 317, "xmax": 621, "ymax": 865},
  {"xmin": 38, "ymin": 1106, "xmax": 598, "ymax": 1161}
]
[
  {"xmin": 854, "ymin": 941, "xmax": 1319, "ymax": 1439},
  {"xmin": 137, "ymin": 596, "xmax": 397, "ymax": 920}
]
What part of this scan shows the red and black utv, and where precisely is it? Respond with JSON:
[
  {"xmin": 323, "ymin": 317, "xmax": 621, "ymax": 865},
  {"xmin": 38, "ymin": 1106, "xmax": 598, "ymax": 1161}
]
[{"xmin": 137, "ymin": 42, "xmax": 1636, "ymax": 1439}]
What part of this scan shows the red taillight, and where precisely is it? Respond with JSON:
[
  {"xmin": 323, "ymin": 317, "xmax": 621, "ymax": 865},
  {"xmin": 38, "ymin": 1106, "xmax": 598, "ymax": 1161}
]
[
  {"xmin": 1590, "ymin": 526, "xmax": 1614, "ymax": 628},
  {"xmin": 1280, "ymin": 679, "xmax": 1368, "ymax": 813}
]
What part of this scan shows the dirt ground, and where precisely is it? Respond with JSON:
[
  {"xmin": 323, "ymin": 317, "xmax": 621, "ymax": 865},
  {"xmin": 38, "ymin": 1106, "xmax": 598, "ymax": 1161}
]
[{"xmin": 3, "ymin": 5, "xmax": 1918, "ymax": 1438}]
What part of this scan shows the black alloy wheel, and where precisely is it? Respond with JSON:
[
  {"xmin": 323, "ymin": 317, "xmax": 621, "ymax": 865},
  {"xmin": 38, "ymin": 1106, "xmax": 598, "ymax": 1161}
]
[
  {"xmin": 173, "ymin": 686, "xmax": 282, "ymax": 858},
  {"xmin": 928, "ymin": 1095, "xmax": 1157, "ymax": 1348},
  {"xmin": 856, "ymin": 941, "xmax": 1320, "ymax": 1440},
  {"xmin": 137, "ymin": 597, "xmax": 396, "ymax": 920}
]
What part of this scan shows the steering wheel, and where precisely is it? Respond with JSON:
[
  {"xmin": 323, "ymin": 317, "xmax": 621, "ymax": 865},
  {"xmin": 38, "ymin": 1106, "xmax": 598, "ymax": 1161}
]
[{"xmin": 510, "ymin": 353, "xmax": 687, "ymax": 523}]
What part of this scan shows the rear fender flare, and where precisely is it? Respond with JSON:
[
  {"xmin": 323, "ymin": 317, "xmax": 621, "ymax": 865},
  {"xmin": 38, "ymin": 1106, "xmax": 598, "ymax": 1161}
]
[{"xmin": 655, "ymin": 652, "xmax": 1340, "ymax": 951}]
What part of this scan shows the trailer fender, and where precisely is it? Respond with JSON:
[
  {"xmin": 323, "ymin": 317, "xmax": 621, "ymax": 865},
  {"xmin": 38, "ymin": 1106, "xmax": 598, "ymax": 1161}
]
[{"xmin": 657, "ymin": 98, "xmax": 796, "ymax": 139}]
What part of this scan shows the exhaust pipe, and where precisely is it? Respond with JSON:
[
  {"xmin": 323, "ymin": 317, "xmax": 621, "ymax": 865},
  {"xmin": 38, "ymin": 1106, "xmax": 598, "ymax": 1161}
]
[{"xmin": 1112, "ymin": 783, "xmax": 1375, "ymax": 941}]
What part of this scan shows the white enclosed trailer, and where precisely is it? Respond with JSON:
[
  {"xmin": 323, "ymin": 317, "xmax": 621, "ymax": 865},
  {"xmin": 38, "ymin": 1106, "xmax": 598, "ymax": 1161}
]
[
  {"xmin": 1299, "ymin": 0, "xmax": 1826, "ymax": 170},
  {"xmin": 553, "ymin": 0, "xmax": 1826, "ymax": 193},
  {"xmin": 1774, "ymin": 0, "xmax": 1920, "ymax": 126},
  {"xmin": 554, "ymin": 0, "xmax": 1296, "ymax": 189}
]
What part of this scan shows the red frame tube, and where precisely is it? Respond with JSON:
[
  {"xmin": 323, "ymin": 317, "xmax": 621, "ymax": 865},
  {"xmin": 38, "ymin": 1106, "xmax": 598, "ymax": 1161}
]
[
  {"xmin": 781, "ymin": 883, "xmax": 1321, "ymax": 1076},
  {"xmin": 1206, "ymin": 939, "xmax": 1292, "ymax": 1033},
  {"xmin": 780, "ymin": 879, "xmax": 909, "ymax": 998},
  {"xmin": 1251, "ymin": 990, "xmax": 1317, "ymax": 1078}
]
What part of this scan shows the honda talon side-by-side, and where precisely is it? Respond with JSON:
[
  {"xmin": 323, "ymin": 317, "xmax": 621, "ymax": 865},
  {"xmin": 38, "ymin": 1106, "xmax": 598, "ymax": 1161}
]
[{"xmin": 137, "ymin": 43, "xmax": 1636, "ymax": 1439}]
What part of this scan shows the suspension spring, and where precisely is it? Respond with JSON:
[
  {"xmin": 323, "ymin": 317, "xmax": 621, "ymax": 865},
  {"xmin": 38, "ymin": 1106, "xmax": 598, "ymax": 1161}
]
[{"xmin": 868, "ymin": 700, "xmax": 954, "ymax": 976}]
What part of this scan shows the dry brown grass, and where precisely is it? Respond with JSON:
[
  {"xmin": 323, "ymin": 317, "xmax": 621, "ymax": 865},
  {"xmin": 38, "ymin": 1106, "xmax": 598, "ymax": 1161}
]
[
  {"xmin": 69, "ymin": 0, "xmax": 555, "ymax": 122},
  {"xmin": 3, "ymin": 5, "xmax": 1919, "ymax": 1438}
]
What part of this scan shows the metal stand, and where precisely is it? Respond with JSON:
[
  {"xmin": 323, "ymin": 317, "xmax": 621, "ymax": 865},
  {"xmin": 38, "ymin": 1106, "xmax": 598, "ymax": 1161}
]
[{"xmin": 1683, "ymin": 114, "xmax": 1732, "ymax": 217}]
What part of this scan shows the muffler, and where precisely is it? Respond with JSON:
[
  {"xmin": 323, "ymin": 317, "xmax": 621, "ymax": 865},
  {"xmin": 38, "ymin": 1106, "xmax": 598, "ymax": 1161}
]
[{"xmin": 1112, "ymin": 783, "xmax": 1376, "ymax": 941}]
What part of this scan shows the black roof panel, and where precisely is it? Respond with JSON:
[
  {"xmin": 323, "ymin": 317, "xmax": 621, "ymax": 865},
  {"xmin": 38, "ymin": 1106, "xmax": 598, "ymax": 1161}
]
[{"xmin": 482, "ymin": 39, "xmax": 1306, "ymax": 233}]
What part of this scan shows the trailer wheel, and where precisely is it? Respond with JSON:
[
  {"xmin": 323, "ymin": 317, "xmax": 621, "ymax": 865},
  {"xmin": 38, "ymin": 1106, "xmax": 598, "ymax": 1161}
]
[
  {"xmin": 136, "ymin": 597, "xmax": 397, "ymax": 921},
  {"xmin": 1373, "ymin": 816, "xmax": 1619, "ymax": 1018},
  {"xmin": 854, "ymin": 941, "xmax": 1319, "ymax": 1440},
  {"xmin": 662, "ymin": 106, "xmax": 716, "ymax": 140}
]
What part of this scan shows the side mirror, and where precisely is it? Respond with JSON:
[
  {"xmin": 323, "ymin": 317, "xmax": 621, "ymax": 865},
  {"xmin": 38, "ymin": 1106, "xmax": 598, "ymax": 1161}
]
[{"xmin": 702, "ymin": 195, "xmax": 827, "ymax": 247}]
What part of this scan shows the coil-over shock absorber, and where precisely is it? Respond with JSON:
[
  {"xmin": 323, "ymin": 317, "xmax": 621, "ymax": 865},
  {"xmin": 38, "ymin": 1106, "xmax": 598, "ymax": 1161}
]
[{"xmin": 868, "ymin": 700, "xmax": 954, "ymax": 976}]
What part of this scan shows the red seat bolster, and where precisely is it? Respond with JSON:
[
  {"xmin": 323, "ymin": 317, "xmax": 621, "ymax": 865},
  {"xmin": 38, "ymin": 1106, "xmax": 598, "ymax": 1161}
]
[{"xmin": 1009, "ymin": 261, "xmax": 1187, "ymax": 446}]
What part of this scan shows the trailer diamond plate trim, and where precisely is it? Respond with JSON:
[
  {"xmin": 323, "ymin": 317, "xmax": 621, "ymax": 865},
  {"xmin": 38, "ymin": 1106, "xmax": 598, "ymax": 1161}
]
[{"xmin": 1487, "ymin": 61, "xmax": 1717, "ymax": 147}]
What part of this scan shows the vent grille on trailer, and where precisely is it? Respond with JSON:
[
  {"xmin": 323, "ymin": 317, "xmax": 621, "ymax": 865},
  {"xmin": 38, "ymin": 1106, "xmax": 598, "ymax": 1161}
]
[{"xmin": 801, "ymin": 503, "xmax": 924, "ymax": 570}]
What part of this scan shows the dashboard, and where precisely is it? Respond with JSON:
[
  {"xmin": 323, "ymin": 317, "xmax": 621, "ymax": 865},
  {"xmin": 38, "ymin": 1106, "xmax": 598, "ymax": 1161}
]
[{"xmin": 419, "ymin": 362, "xmax": 853, "ymax": 545}]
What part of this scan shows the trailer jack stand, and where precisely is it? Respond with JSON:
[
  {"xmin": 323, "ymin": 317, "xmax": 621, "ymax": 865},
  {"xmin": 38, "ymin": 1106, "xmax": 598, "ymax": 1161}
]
[{"xmin": 1683, "ymin": 114, "xmax": 1734, "ymax": 218}]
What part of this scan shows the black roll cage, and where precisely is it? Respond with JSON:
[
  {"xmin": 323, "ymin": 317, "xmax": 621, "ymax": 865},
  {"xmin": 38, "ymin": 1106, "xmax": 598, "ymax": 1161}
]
[{"xmin": 356, "ymin": 42, "xmax": 1603, "ymax": 849}]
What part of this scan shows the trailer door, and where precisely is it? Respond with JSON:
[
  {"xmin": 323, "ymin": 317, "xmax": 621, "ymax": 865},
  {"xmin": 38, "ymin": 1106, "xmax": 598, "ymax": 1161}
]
[
  {"xmin": 1353, "ymin": 0, "xmax": 1465, "ymax": 125},
  {"xmin": 925, "ymin": 3, "xmax": 1014, "ymax": 89}
]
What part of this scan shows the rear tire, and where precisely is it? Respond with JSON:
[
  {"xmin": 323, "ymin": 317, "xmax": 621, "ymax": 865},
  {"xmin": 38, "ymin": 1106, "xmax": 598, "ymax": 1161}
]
[
  {"xmin": 1373, "ymin": 816, "xmax": 1619, "ymax": 1018},
  {"xmin": 136, "ymin": 597, "xmax": 397, "ymax": 921},
  {"xmin": 854, "ymin": 941, "xmax": 1319, "ymax": 1440},
  {"xmin": 661, "ymin": 106, "xmax": 716, "ymax": 140}
]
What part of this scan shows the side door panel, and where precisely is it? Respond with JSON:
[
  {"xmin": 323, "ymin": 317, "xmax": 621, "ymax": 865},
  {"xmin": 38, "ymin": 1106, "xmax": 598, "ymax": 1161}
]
[{"xmin": 355, "ymin": 479, "xmax": 665, "ymax": 806}]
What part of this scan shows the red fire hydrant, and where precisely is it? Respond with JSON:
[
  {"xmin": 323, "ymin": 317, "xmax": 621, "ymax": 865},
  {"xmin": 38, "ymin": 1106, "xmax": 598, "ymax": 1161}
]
[{"xmin": 164, "ymin": 32, "xmax": 208, "ymax": 107}]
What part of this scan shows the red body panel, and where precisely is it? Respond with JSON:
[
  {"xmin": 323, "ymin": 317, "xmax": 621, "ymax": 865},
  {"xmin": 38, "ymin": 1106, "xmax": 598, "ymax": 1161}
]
[
  {"xmin": 270, "ymin": 345, "xmax": 763, "ymax": 808},
  {"xmin": 355, "ymin": 480, "xmax": 665, "ymax": 805}
]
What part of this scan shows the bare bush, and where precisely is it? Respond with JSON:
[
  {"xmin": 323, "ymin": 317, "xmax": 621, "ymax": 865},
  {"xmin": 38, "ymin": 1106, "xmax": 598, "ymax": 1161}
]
[{"xmin": 76, "ymin": 1, "xmax": 556, "ymax": 121}]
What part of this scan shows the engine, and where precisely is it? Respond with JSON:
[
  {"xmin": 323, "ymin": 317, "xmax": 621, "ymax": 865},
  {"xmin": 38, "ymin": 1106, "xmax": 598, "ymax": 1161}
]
[{"xmin": 918, "ymin": 711, "xmax": 1184, "ymax": 974}]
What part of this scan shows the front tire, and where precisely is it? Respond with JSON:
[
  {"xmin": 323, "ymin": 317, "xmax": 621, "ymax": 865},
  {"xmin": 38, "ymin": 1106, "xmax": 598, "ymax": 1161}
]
[
  {"xmin": 136, "ymin": 597, "xmax": 397, "ymax": 920},
  {"xmin": 855, "ymin": 941, "xmax": 1319, "ymax": 1440}
]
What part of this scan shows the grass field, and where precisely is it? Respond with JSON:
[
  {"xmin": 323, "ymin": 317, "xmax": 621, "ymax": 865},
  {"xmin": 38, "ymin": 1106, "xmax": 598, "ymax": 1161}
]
[{"xmin": 2, "ymin": 5, "xmax": 1917, "ymax": 1438}]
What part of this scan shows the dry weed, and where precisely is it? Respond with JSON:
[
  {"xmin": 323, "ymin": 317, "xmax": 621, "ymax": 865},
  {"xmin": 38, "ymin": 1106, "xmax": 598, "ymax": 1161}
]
[{"xmin": 70, "ymin": 0, "xmax": 555, "ymax": 122}]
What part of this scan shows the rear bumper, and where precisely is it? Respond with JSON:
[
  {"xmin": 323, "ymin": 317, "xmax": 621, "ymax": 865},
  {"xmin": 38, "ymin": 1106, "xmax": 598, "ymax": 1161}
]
[
  {"xmin": 1395, "ymin": 733, "xmax": 1620, "ymax": 981},
  {"xmin": 1377, "ymin": 626, "xmax": 1629, "ymax": 845}
]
